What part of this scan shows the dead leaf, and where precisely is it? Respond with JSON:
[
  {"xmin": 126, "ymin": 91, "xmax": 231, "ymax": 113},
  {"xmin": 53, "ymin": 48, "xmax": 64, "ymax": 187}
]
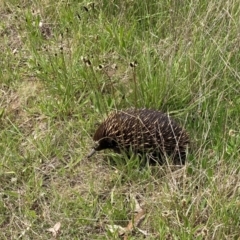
[
  {"xmin": 47, "ymin": 222, "xmax": 61, "ymax": 237},
  {"xmin": 136, "ymin": 227, "xmax": 148, "ymax": 236},
  {"xmin": 106, "ymin": 224, "xmax": 126, "ymax": 236},
  {"xmin": 124, "ymin": 209, "xmax": 145, "ymax": 234},
  {"xmin": 106, "ymin": 195, "xmax": 146, "ymax": 239},
  {"xmin": 123, "ymin": 195, "xmax": 146, "ymax": 240}
]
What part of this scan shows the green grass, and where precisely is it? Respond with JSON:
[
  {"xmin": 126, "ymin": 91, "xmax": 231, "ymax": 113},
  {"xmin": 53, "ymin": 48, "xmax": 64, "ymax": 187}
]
[{"xmin": 1, "ymin": 0, "xmax": 240, "ymax": 239}]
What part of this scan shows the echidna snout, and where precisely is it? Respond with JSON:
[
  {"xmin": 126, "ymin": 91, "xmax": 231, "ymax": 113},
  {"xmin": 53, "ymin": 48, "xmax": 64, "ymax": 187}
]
[
  {"xmin": 88, "ymin": 109, "xmax": 189, "ymax": 165},
  {"xmin": 87, "ymin": 138, "xmax": 117, "ymax": 158}
]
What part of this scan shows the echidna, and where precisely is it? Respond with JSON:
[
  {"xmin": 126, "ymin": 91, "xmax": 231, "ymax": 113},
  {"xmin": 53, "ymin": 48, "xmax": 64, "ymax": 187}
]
[{"xmin": 88, "ymin": 109, "xmax": 189, "ymax": 165}]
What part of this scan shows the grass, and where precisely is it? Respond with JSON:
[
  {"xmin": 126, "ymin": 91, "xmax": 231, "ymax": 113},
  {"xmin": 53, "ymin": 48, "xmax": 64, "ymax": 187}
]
[{"xmin": 1, "ymin": 0, "xmax": 240, "ymax": 239}]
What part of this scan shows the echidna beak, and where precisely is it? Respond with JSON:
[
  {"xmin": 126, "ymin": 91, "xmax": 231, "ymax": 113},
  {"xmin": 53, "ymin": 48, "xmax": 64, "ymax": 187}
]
[
  {"xmin": 87, "ymin": 148, "xmax": 96, "ymax": 158},
  {"xmin": 87, "ymin": 142, "xmax": 99, "ymax": 158}
]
